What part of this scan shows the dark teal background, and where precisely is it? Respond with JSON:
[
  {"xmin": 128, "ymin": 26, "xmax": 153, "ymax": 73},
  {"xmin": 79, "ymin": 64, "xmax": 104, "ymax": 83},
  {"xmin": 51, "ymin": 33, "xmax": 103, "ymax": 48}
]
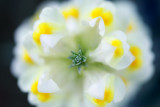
[{"xmin": 0, "ymin": 0, "xmax": 159, "ymax": 107}]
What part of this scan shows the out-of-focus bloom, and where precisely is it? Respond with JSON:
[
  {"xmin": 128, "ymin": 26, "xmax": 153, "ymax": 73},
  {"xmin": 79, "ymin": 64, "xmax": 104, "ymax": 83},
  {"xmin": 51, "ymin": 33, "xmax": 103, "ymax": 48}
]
[{"xmin": 11, "ymin": 0, "xmax": 154, "ymax": 107}]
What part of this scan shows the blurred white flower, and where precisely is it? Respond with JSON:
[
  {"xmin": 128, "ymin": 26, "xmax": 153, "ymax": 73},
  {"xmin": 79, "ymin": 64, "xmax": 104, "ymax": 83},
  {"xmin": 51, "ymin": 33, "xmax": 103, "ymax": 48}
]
[
  {"xmin": 11, "ymin": 0, "xmax": 154, "ymax": 107},
  {"xmin": 90, "ymin": 31, "xmax": 135, "ymax": 70}
]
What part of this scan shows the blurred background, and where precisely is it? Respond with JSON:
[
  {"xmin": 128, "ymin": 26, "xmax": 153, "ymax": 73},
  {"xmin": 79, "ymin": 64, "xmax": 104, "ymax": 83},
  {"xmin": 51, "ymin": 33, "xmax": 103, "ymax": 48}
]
[{"xmin": 0, "ymin": 0, "xmax": 160, "ymax": 107}]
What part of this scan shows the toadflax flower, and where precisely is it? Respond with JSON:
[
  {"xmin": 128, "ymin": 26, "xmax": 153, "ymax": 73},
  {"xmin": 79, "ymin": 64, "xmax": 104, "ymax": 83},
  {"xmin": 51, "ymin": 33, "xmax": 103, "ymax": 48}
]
[{"xmin": 11, "ymin": 0, "xmax": 154, "ymax": 107}]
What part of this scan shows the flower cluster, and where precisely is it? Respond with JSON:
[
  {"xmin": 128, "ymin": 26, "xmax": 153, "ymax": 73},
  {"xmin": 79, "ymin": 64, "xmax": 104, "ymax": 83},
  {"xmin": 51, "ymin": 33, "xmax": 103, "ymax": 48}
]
[{"xmin": 11, "ymin": 0, "xmax": 154, "ymax": 107}]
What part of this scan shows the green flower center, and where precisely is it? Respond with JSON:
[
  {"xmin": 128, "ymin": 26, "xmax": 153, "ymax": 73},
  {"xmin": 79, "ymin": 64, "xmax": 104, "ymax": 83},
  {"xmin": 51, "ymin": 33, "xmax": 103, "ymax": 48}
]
[{"xmin": 68, "ymin": 48, "xmax": 87, "ymax": 73}]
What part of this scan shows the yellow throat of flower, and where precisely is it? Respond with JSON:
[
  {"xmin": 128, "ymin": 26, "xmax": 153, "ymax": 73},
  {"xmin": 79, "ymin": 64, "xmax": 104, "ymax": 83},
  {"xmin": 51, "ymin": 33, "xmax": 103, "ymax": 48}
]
[
  {"xmin": 92, "ymin": 88, "xmax": 114, "ymax": 107},
  {"xmin": 22, "ymin": 49, "xmax": 34, "ymax": 64},
  {"xmin": 129, "ymin": 46, "xmax": 143, "ymax": 71},
  {"xmin": 91, "ymin": 7, "xmax": 113, "ymax": 26},
  {"xmin": 31, "ymin": 80, "xmax": 51, "ymax": 102},
  {"xmin": 111, "ymin": 39, "xmax": 124, "ymax": 58},
  {"xmin": 62, "ymin": 7, "xmax": 79, "ymax": 19},
  {"xmin": 33, "ymin": 22, "xmax": 54, "ymax": 45}
]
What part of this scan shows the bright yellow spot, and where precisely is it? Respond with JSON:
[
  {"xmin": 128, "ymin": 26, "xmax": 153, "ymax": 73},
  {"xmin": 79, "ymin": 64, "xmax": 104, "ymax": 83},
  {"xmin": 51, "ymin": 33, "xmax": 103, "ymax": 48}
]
[
  {"xmin": 129, "ymin": 46, "xmax": 143, "ymax": 71},
  {"xmin": 91, "ymin": 8, "xmax": 113, "ymax": 26},
  {"xmin": 130, "ymin": 46, "xmax": 142, "ymax": 57},
  {"xmin": 129, "ymin": 58, "xmax": 143, "ymax": 71},
  {"xmin": 31, "ymin": 81, "xmax": 52, "ymax": 102},
  {"xmin": 102, "ymin": 12, "xmax": 113, "ymax": 26},
  {"xmin": 31, "ymin": 80, "xmax": 39, "ymax": 95},
  {"xmin": 111, "ymin": 39, "xmax": 122, "ymax": 47},
  {"xmin": 91, "ymin": 8, "xmax": 103, "ymax": 18},
  {"xmin": 33, "ymin": 22, "xmax": 54, "ymax": 45},
  {"xmin": 103, "ymin": 89, "xmax": 114, "ymax": 103},
  {"xmin": 62, "ymin": 7, "xmax": 79, "ymax": 19},
  {"xmin": 37, "ymin": 93, "xmax": 51, "ymax": 102},
  {"xmin": 114, "ymin": 47, "xmax": 124, "ymax": 58},
  {"xmin": 93, "ymin": 89, "xmax": 114, "ymax": 107},
  {"xmin": 126, "ymin": 21, "xmax": 135, "ymax": 33},
  {"xmin": 23, "ymin": 49, "xmax": 33, "ymax": 64},
  {"xmin": 111, "ymin": 39, "xmax": 124, "ymax": 58}
]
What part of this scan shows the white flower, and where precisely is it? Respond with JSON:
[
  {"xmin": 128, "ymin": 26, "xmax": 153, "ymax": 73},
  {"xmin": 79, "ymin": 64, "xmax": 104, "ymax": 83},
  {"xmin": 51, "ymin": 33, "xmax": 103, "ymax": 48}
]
[
  {"xmin": 113, "ymin": 1, "xmax": 154, "ymax": 107},
  {"xmin": 60, "ymin": 0, "xmax": 116, "ymax": 36},
  {"xmin": 115, "ymin": 0, "xmax": 154, "ymax": 86},
  {"xmin": 11, "ymin": 0, "xmax": 154, "ymax": 107},
  {"xmin": 84, "ymin": 72, "xmax": 126, "ymax": 107},
  {"xmin": 90, "ymin": 31, "xmax": 135, "ymax": 70},
  {"xmin": 11, "ymin": 1, "xmax": 59, "ymax": 78}
]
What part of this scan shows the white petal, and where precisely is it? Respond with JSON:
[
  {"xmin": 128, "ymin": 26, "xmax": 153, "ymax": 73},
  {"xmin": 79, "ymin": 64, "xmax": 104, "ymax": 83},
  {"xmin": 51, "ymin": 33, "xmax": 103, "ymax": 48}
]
[
  {"xmin": 66, "ymin": 18, "xmax": 79, "ymax": 34},
  {"xmin": 100, "ymin": 1, "xmax": 116, "ymax": 14},
  {"xmin": 73, "ymin": 23, "xmax": 102, "ymax": 51},
  {"xmin": 14, "ymin": 18, "xmax": 31, "ymax": 43},
  {"xmin": 110, "ymin": 31, "xmax": 127, "ymax": 42},
  {"xmin": 23, "ymin": 32, "xmax": 44, "ymax": 65},
  {"xmin": 28, "ymin": 93, "xmax": 39, "ymax": 106},
  {"xmin": 40, "ymin": 7, "xmax": 65, "ymax": 24},
  {"xmin": 11, "ymin": 58, "xmax": 27, "ymax": 78},
  {"xmin": 38, "ymin": 72, "xmax": 60, "ymax": 93},
  {"xmin": 99, "ymin": 17, "xmax": 105, "ymax": 36},
  {"xmin": 86, "ymin": 77, "xmax": 106, "ymax": 100},
  {"xmin": 18, "ymin": 69, "xmax": 41, "ymax": 92},
  {"xmin": 137, "ymin": 64, "xmax": 154, "ymax": 82},
  {"xmin": 23, "ymin": 31, "xmax": 37, "ymax": 52},
  {"xmin": 106, "ymin": 31, "xmax": 135, "ymax": 70},
  {"xmin": 114, "ymin": 77, "xmax": 126, "ymax": 102},
  {"xmin": 89, "ymin": 42, "xmax": 115, "ymax": 63},
  {"xmin": 113, "ymin": 52, "xmax": 135, "ymax": 70},
  {"xmin": 89, "ymin": 17, "xmax": 98, "ymax": 27},
  {"xmin": 29, "ymin": 53, "xmax": 44, "ymax": 65},
  {"xmin": 40, "ymin": 34, "xmax": 63, "ymax": 53},
  {"xmin": 89, "ymin": 17, "xmax": 105, "ymax": 36}
]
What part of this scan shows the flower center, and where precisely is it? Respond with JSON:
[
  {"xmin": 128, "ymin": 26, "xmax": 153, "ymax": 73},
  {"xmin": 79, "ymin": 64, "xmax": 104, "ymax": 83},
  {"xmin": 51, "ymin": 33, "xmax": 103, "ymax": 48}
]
[{"xmin": 68, "ymin": 48, "xmax": 87, "ymax": 73}]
